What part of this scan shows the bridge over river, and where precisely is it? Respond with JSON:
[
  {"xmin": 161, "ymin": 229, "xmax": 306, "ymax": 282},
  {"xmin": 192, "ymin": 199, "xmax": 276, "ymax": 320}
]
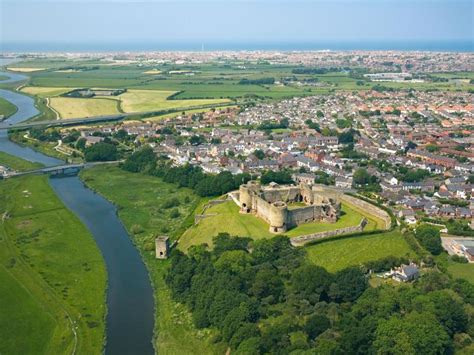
[{"xmin": 4, "ymin": 160, "xmax": 122, "ymax": 178}]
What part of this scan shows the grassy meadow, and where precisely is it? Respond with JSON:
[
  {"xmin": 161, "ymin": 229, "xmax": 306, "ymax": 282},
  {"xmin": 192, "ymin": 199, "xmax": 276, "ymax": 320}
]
[
  {"xmin": 448, "ymin": 263, "xmax": 474, "ymax": 284},
  {"xmin": 48, "ymin": 97, "xmax": 121, "ymax": 119},
  {"xmin": 19, "ymin": 86, "xmax": 232, "ymax": 119},
  {"xmin": 20, "ymin": 86, "xmax": 73, "ymax": 98},
  {"xmin": 0, "ymin": 97, "xmax": 17, "ymax": 118},
  {"xmin": 305, "ymin": 230, "xmax": 416, "ymax": 272},
  {"xmin": 0, "ymin": 151, "xmax": 44, "ymax": 171},
  {"xmin": 119, "ymin": 89, "xmax": 231, "ymax": 112},
  {"xmin": 179, "ymin": 198, "xmax": 385, "ymax": 251},
  {"xmin": 0, "ymin": 175, "xmax": 106, "ymax": 355},
  {"xmin": 80, "ymin": 165, "xmax": 225, "ymax": 354}
]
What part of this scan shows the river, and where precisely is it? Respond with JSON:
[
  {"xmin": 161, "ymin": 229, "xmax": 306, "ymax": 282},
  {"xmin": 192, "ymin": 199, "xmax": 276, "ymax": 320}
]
[{"xmin": 0, "ymin": 70, "xmax": 154, "ymax": 355}]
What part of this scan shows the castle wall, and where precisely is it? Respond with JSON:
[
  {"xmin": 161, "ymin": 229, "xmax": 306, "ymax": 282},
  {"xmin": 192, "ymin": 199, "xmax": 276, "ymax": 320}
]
[
  {"xmin": 290, "ymin": 218, "xmax": 368, "ymax": 246},
  {"xmin": 237, "ymin": 181, "xmax": 341, "ymax": 233},
  {"xmin": 262, "ymin": 186, "xmax": 301, "ymax": 203},
  {"xmin": 287, "ymin": 205, "xmax": 322, "ymax": 227},
  {"xmin": 338, "ymin": 194, "xmax": 391, "ymax": 229},
  {"xmin": 254, "ymin": 197, "xmax": 273, "ymax": 224}
]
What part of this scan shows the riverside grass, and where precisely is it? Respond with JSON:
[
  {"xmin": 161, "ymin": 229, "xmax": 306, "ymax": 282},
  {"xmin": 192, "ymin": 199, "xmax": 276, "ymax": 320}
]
[
  {"xmin": 0, "ymin": 96, "xmax": 17, "ymax": 118},
  {"xmin": 80, "ymin": 165, "xmax": 225, "ymax": 355},
  {"xmin": 0, "ymin": 175, "xmax": 106, "ymax": 355}
]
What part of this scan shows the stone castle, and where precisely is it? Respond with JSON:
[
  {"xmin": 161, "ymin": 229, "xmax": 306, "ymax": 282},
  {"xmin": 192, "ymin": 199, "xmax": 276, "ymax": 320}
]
[{"xmin": 238, "ymin": 181, "xmax": 341, "ymax": 233}]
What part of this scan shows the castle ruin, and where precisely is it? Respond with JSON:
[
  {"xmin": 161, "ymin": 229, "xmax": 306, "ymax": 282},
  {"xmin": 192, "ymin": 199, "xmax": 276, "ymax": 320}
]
[
  {"xmin": 155, "ymin": 236, "xmax": 170, "ymax": 259},
  {"xmin": 238, "ymin": 181, "xmax": 341, "ymax": 233}
]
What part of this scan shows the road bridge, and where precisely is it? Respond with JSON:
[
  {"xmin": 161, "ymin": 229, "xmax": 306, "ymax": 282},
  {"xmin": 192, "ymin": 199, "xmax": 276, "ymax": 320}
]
[
  {"xmin": 4, "ymin": 160, "xmax": 121, "ymax": 178},
  {"xmin": 0, "ymin": 102, "xmax": 235, "ymax": 131}
]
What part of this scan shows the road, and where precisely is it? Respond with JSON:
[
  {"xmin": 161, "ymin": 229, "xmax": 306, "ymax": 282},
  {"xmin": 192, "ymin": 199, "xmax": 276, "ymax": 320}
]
[
  {"xmin": 0, "ymin": 101, "xmax": 235, "ymax": 131},
  {"xmin": 5, "ymin": 160, "xmax": 122, "ymax": 178}
]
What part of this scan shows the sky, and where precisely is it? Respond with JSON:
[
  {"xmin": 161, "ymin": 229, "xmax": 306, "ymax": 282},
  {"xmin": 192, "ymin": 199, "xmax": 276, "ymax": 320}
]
[{"xmin": 1, "ymin": 0, "xmax": 473, "ymax": 49}]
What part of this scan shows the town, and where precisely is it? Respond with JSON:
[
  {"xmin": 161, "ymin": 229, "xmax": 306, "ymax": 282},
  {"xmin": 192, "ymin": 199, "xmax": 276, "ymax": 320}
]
[{"xmin": 5, "ymin": 81, "xmax": 472, "ymax": 250}]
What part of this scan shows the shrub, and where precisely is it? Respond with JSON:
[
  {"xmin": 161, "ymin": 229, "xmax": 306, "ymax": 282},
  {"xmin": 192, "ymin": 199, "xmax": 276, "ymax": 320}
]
[
  {"xmin": 451, "ymin": 255, "xmax": 468, "ymax": 264},
  {"xmin": 162, "ymin": 197, "xmax": 180, "ymax": 209},
  {"xmin": 170, "ymin": 209, "xmax": 180, "ymax": 218}
]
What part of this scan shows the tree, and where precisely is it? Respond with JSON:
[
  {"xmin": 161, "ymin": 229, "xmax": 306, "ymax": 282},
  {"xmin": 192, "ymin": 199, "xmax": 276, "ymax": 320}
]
[
  {"xmin": 250, "ymin": 267, "xmax": 284, "ymax": 301},
  {"xmin": 76, "ymin": 137, "xmax": 86, "ymax": 150},
  {"xmin": 254, "ymin": 149, "xmax": 265, "ymax": 160},
  {"xmin": 329, "ymin": 267, "xmax": 367, "ymax": 303},
  {"xmin": 414, "ymin": 224, "xmax": 442, "ymax": 255},
  {"xmin": 189, "ymin": 135, "xmax": 205, "ymax": 145},
  {"xmin": 84, "ymin": 142, "xmax": 118, "ymax": 162},
  {"xmin": 260, "ymin": 170, "xmax": 293, "ymax": 185},
  {"xmin": 235, "ymin": 337, "xmax": 262, "ymax": 355},
  {"xmin": 122, "ymin": 146, "xmax": 157, "ymax": 172},
  {"xmin": 215, "ymin": 250, "xmax": 253, "ymax": 274},
  {"xmin": 230, "ymin": 323, "xmax": 260, "ymax": 349},
  {"xmin": 304, "ymin": 314, "xmax": 330, "ymax": 340},
  {"xmin": 290, "ymin": 265, "xmax": 333, "ymax": 304},
  {"xmin": 353, "ymin": 168, "xmax": 371, "ymax": 185},
  {"xmin": 427, "ymin": 291, "xmax": 468, "ymax": 335},
  {"xmin": 374, "ymin": 312, "xmax": 451, "ymax": 355},
  {"xmin": 338, "ymin": 129, "xmax": 356, "ymax": 144}
]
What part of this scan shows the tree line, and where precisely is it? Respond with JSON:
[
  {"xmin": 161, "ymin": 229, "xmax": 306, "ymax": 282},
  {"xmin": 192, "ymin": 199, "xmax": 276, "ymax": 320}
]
[
  {"xmin": 166, "ymin": 233, "xmax": 474, "ymax": 354},
  {"xmin": 121, "ymin": 147, "xmax": 252, "ymax": 197}
]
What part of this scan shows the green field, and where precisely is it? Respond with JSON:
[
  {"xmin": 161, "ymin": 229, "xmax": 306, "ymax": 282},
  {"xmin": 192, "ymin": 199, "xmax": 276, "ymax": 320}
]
[
  {"xmin": 119, "ymin": 89, "xmax": 231, "ymax": 112},
  {"xmin": 448, "ymin": 263, "xmax": 474, "ymax": 284},
  {"xmin": 19, "ymin": 86, "xmax": 232, "ymax": 119},
  {"xmin": 305, "ymin": 230, "xmax": 416, "ymax": 272},
  {"xmin": 49, "ymin": 97, "xmax": 121, "ymax": 119},
  {"xmin": 21, "ymin": 86, "xmax": 74, "ymax": 98},
  {"xmin": 0, "ymin": 175, "xmax": 106, "ymax": 354},
  {"xmin": 179, "ymin": 199, "xmax": 384, "ymax": 251},
  {"xmin": 80, "ymin": 165, "xmax": 225, "ymax": 354},
  {"xmin": 0, "ymin": 151, "xmax": 44, "ymax": 171},
  {"xmin": 0, "ymin": 97, "xmax": 17, "ymax": 118},
  {"xmin": 7, "ymin": 59, "xmax": 471, "ymax": 104}
]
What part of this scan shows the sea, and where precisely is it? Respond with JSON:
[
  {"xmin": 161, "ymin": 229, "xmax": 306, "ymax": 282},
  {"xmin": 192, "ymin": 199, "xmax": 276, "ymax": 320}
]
[{"xmin": 1, "ymin": 40, "xmax": 473, "ymax": 53}]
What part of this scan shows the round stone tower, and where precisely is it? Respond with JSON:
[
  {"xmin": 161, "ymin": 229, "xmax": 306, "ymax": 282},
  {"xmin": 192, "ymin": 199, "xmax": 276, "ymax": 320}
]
[
  {"xmin": 239, "ymin": 185, "xmax": 252, "ymax": 213},
  {"xmin": 269, "ymin": 201, "xmax": 288, "ymax": 233},
  {"xmin": 239, "ymin": 180, "xmax": 260, "ymax": 213}
]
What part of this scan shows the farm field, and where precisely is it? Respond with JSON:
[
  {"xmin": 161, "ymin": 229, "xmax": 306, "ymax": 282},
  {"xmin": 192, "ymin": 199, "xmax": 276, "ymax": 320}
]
[
  {"xmin": 143, "ymin": 69, "xmax": 162, "ymax": 75},
  {"xmin": 0, "ymin": 175, "xmax": 106, "ymax": 354},
  {"xmin": 0, "ymin": 96, "xmax": 17, "ymax": 118},
  {"xmin": 0, "ymin": 151, "xmax": 44, "ymax": 171},
  {"xmin": 20, "ymin": 86, "xmax": 73, "ymax": 98},
  {"xmin": 13, "ymin": 60, "xmax": 471, "ymax": 101},
  {"xmin": 80, "ymin": 165, "xmax": 224, "ymax": 354},
  {"xmin": 19, "ymin": 86, "xmax": 233, "ymax": 118},
  {"xmin": 48, "ymin": 97, "xmax": 121, "ymax": 118},
  {"xmin": 7, "ymin": 67, "xmax": 46, "ymax": 72},
  {"xmin": 179, "ymin": 198, "xmax": 385, "ymax": 251},
  {"xmin": 119, "ymin": 89, "xmax": 231, "ymax": 113},
  {"xmin": 305, "ymin": 230, "xmax": 416, "ymax": 272}
]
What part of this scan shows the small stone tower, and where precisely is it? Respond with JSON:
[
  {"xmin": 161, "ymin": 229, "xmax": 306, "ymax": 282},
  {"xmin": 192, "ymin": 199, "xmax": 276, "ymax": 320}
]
[{"xmin": 155, "ymin": 236, "xmax": 170, "ymax": 259}]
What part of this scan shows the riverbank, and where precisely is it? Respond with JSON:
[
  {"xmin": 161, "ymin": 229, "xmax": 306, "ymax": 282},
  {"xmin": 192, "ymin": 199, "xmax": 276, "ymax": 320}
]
[
  {"xmin": 0, "ymin": 175, "xmax": 107, "ymax": 354},
  {"xmin": 0, "ymin": 97, "xmax": 17, "ymax": 119},
  {"xmin": 81, "ymin": 165, "xmax": 226, "ymax": 354},
  {"xmin": 0, "ymin": 70, "xmax": 155, "ymax": 355},
  {"xmin": 0, "ymin": 151, "xmax": 44, "ymax": 171}
]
